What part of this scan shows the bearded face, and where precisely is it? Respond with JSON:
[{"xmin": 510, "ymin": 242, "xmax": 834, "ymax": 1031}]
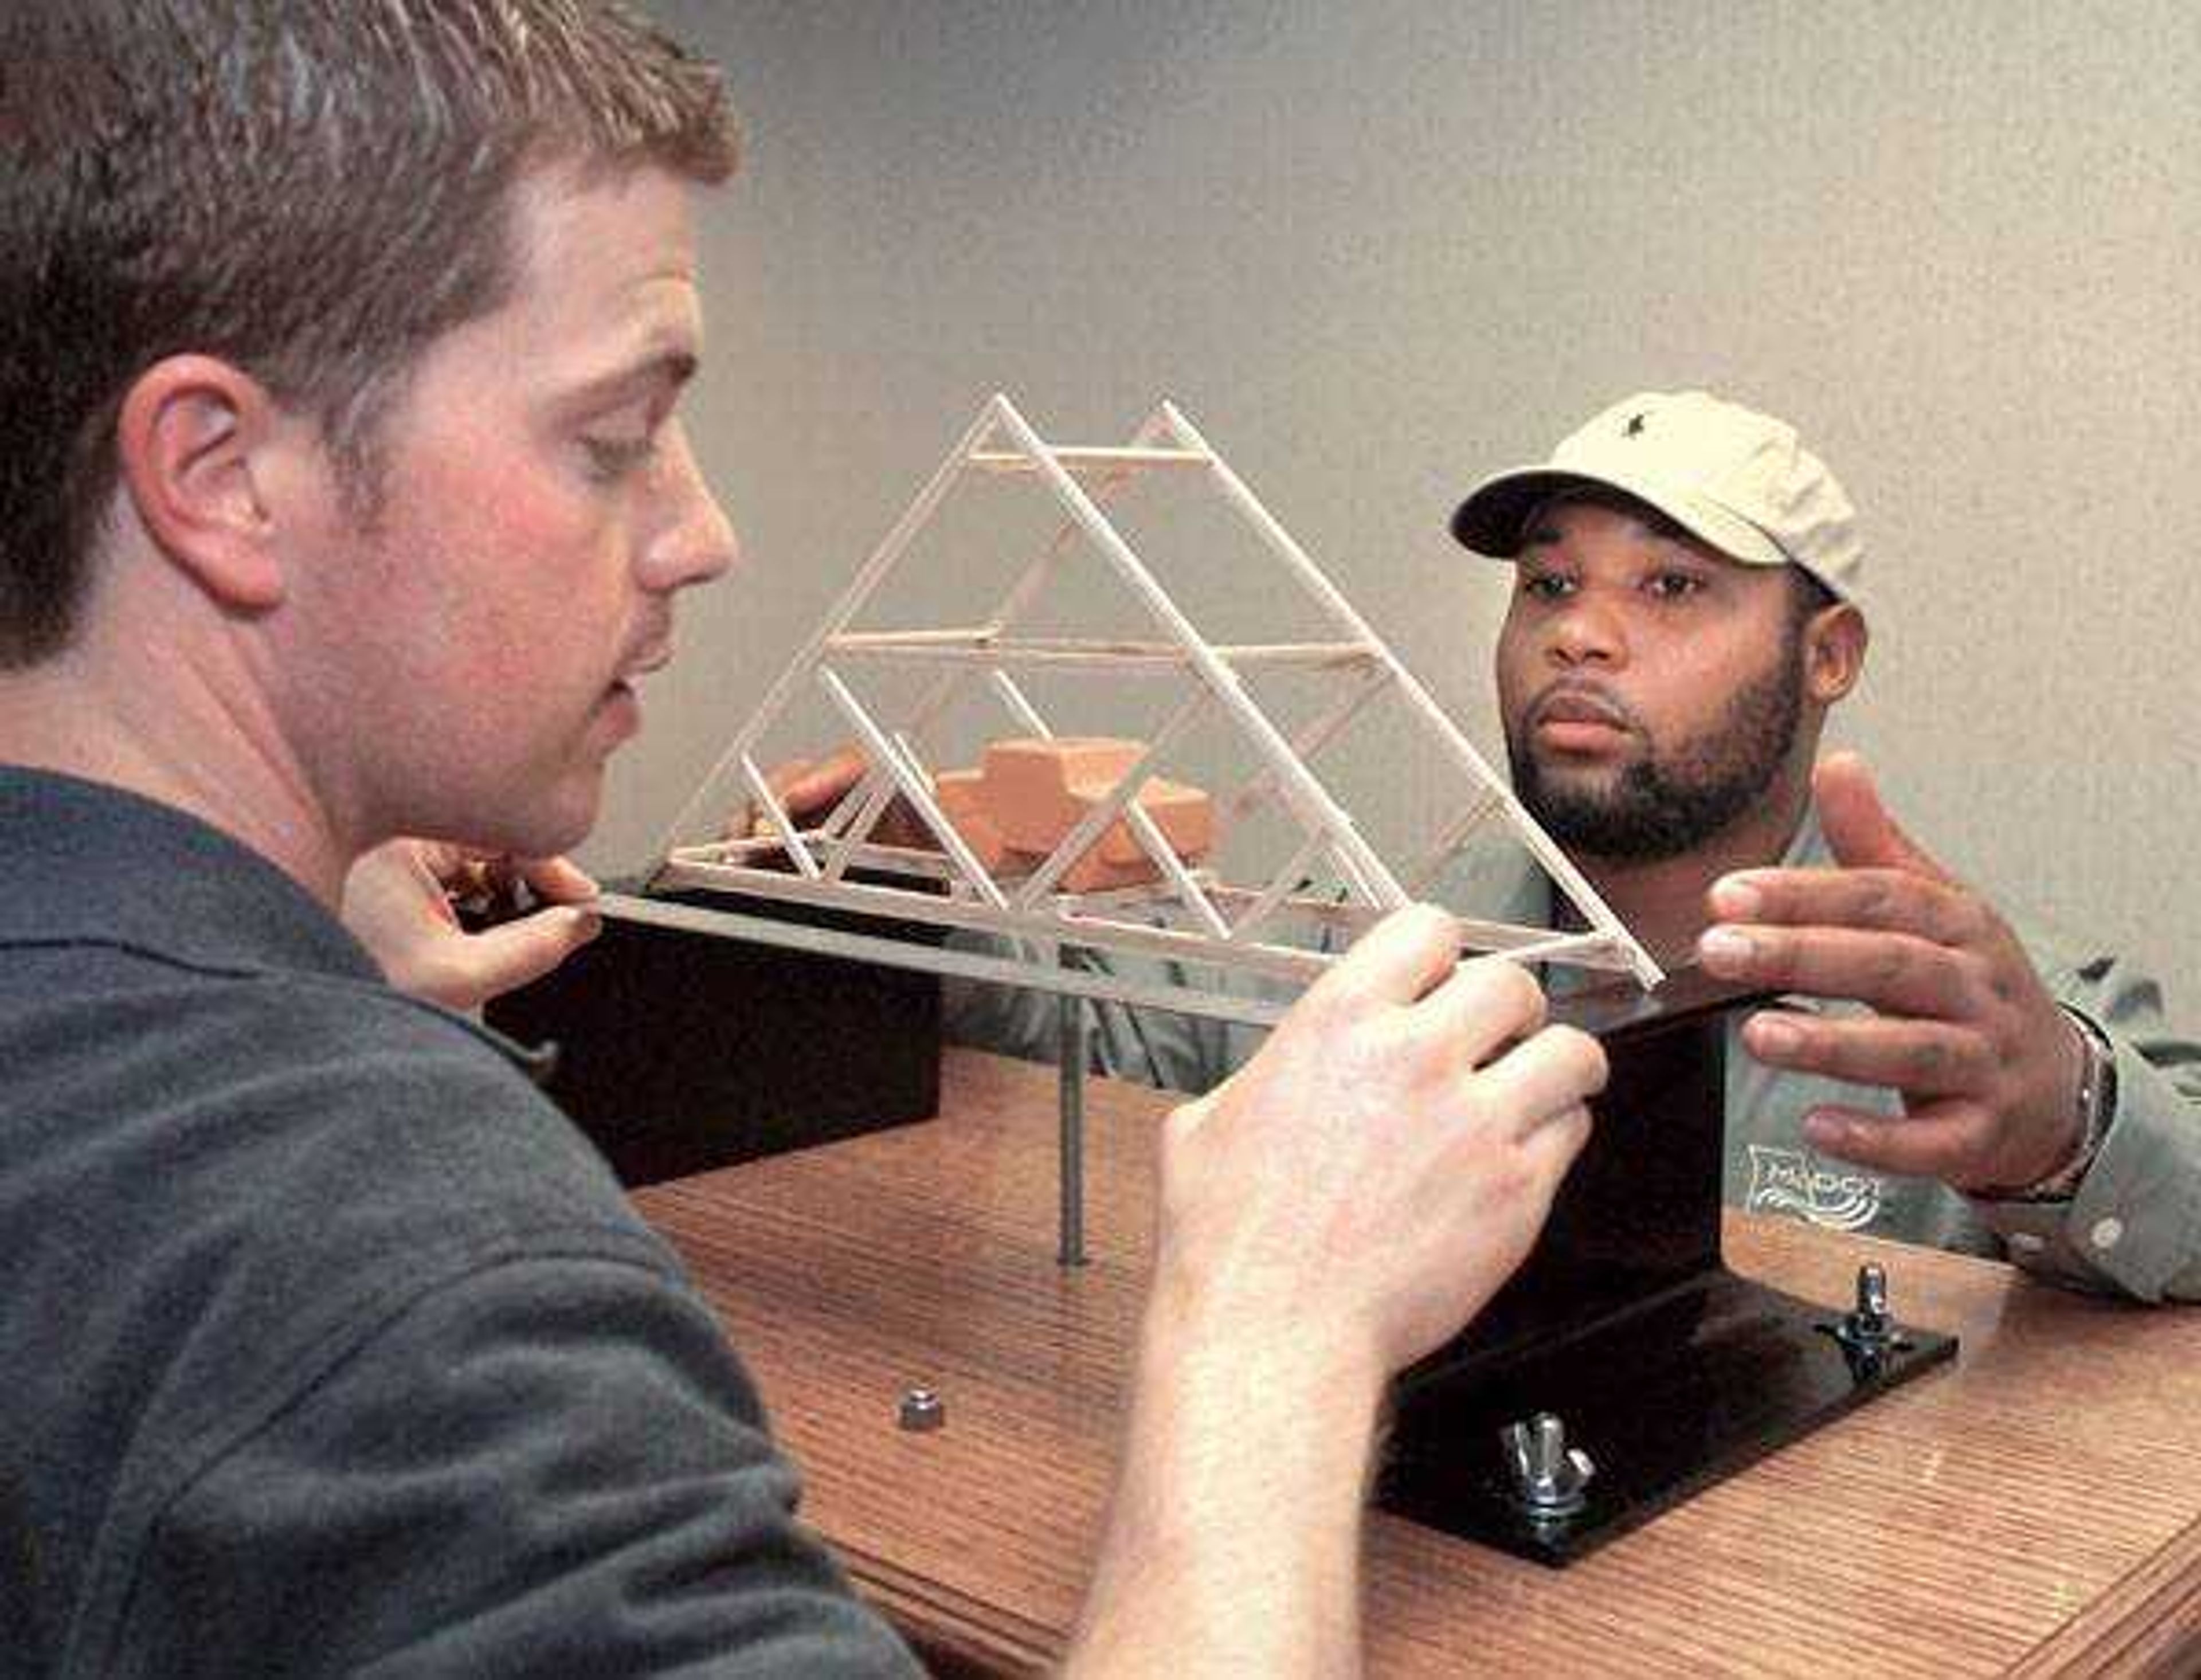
[
  {"xmin": 1493, "ymin": 496, "xmax": 1825, "ymax": 866},
  {"xmin": 1505, "ymin": 622, "xmax": 1804, "ymax": 861}
]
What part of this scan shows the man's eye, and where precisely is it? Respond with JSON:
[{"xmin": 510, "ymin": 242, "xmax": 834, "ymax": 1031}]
[
  {"xmin": 1521, "ymin": 572, "xmax": 1573, "ymax": 601},
  {"xmin": 582, "ymin": 434, "xmax": 658, "ymax": 480},
  {"xmin": 1646, "ymin": 571, "xmax": 1704, "ymax": 600}
]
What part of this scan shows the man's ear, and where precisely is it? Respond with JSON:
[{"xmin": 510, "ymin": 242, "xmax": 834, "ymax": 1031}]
[
  {"xmin": 1803, "ymin": 601, "xmax": 1869, "ymax": 704},
  {"xmin": 113, "ymin": 354, "xmax": 295, "ymax": 612}
]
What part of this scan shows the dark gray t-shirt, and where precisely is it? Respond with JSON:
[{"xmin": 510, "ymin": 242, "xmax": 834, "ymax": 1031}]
[{"xmin": 0, "ymin": 767, "xmax": 917, "ymax": 1677}]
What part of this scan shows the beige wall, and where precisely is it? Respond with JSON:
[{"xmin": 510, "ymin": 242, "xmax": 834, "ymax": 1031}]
[{"xmin": 606, "ymin": 1, "xmax": 2199, "ymax": 1007}]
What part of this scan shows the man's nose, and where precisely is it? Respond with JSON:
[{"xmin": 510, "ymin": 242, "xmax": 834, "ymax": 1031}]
[
  {"xmin": 641, "ymin": 421, "xmax": 739, "ymax": 593},
  {"xmin": 1548, "ymin": 592, "xmax": 1625, "ymax": 667}
]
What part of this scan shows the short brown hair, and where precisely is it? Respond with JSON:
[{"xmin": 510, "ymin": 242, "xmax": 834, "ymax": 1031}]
[{"xmin": 0, "ymin": 1, "xmax": 739, "ymax": 667}]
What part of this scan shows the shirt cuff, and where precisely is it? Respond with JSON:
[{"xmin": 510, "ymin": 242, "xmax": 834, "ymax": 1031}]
[{"xmin": 1972, "ymin": 1022, "xmax": 2201, "ymax": 1302}]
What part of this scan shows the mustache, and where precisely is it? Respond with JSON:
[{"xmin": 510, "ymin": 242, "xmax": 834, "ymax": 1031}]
[{"xmin": 1523, "ymin": 679, "xmax": 1644, "ymax": 737}]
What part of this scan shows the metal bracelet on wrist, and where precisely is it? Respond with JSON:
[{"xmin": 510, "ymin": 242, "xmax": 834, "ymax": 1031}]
[{"xmin": 1999, "ymin": 1008, "xmax": 2117, "ymax": 1203}]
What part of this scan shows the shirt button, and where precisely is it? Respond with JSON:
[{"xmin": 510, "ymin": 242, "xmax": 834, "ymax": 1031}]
[
  {"xmin": 2089, "ymin": 1217, "xmax": 2124, "ymax": 1251},
  {"xmin": 2007, "ymin": 1231, "xmax": 2047, "ymax": 1255}
]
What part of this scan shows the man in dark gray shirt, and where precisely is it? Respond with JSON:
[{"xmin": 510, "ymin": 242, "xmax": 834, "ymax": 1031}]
[
  {"xmin": 0, "ymin": 767, "xmax": 907, "ymax": 1674},
  {"xmin": 0, "ymin": 5, "xmax": 1604, "ymax": 1673}
]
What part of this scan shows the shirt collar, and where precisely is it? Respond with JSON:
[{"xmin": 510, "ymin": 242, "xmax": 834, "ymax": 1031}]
[
  {"xmin": 1779, "ymin": 801, "xmax": 1834, "ymax": 870},
  {"xmin": 1528, "ymin": 797, "xmax": 1835, "ymax": 961}
]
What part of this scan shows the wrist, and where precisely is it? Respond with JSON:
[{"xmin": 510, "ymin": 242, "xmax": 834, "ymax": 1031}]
[
  {"xmin": 1142, "ymin": 1239, "xmax": 1393, "ymax": 1423},
  {"xmin": 1130, "ymin": 1242, "xmax": 1394, "ymax": 1547},
  {"xmin": 1979, "ymin": 1007, "xmax": 2116, "ymax": 1202},
  {"xmin": 1074, "ymin": 1264, "xmax": 1387, "ymax": 1675}
]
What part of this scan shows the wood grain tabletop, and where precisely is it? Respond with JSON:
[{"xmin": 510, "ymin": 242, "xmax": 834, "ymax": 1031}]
[{"xmin": 635, "ymin": 1048, "xmax": 2201, "ymax": 1677}]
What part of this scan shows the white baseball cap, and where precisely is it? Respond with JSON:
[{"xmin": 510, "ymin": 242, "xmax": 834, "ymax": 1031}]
[{"xmin": 1450, "ymin": 390, "xmax": 1865, "ymax": 609}]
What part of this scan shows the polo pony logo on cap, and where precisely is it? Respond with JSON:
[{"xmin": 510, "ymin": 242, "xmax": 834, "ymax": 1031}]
[{"xmin": 1623, "ymin": 412, "xmax": 1647, "ymax": 437}]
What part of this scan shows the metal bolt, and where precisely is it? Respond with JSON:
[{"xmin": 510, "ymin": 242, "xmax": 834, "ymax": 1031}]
[
  {"xmin": 1837, "ymin": 1262, "xmax": 1894, "ymax": 1352},
  {"xmin": 898, "ymin": 1386, "xmax": 945, "ymax": 1432},
  {"xmin": 1853, "ymin": 1263, "xmax": 1890, "ymax": 1337},
  {"xmin": 1820, "ymin": 1260, "xmax": 1914, "ymax": 1374},
  {"xmin": 1501, "ymin": 1411, "xmax": 1594, "ymax": 1519}
]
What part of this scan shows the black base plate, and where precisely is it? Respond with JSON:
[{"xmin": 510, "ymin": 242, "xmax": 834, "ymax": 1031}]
[{"xmin": 1376, "ymin": 1266, "xmax": 1956, "ymax": 1565}]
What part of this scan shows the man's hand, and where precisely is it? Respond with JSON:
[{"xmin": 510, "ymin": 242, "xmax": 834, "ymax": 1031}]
[
  {"xmin": 1696, "ymin": 751, "xmax": 2087, "ymax": 1193},
  {"xmin": 723, "ymin": 745, "xmax": 868, "ymax": 840},
  {"xmin": 1069, "ymin": 905, "xmax": 1603, "ymax": 1675},
  {"xmin": 342, "ymin": 839, "xmax": 601, "ymax": 1012},
  {"xmin": 1157, "ymin": 902, "xmax": 1605, "ymax": 1384}
]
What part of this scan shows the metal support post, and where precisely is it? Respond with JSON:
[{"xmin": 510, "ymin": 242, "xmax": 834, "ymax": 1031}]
[{"xmin": 1056, "ymin": 975, "xmax": 1090, "ymax": 1268}]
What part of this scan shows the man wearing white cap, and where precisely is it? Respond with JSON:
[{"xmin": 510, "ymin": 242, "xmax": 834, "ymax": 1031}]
[
  {"xmin": 939, "ymin": 389, "xmax": 2201, "ymax": 1303},
  {"xmin": 1447, "ymin": 389, "xmax": 2199, "ymax": 1302}
]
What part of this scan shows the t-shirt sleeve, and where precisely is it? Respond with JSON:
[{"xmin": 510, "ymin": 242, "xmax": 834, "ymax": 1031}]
[{"xmin": 112, "ymin": 1251, "xmax": 921, "ymax": 1677}]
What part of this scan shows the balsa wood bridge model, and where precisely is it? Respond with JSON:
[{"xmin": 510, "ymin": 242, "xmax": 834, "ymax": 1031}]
[{"xmin": 607, "ymin": 393, "xmax": 1660, "ymax": 1019}]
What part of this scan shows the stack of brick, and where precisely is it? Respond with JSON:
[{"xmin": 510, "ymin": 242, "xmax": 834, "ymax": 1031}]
[{"xmin": 941, "ymin": 737, "xmax": 1212, "ymax": 891}]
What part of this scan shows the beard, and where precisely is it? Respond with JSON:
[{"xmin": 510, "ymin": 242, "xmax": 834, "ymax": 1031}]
[{"xmin": 1506, "ymin": 635, "xmax": 1804, "ymax": 863}]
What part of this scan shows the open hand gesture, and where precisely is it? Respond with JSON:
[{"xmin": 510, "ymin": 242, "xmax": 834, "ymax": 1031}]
[{"xmin": 1696, "ymin": 753, "xmax": 2086, "ymax": 1194}]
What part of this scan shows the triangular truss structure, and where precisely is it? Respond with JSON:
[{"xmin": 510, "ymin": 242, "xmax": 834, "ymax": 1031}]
[{"xmin": 635, "ymin": 395, "xmax": 1660, "ymax": 1020}]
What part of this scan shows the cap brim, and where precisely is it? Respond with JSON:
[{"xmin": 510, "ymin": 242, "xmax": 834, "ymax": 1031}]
[
  {"xmin": 1451, "ymin": 468, "xmax": 1599, "ymax": 557},
  {"xmin": 1451, "ymin": 465, "xmax": 1789, "ymax": 571}
]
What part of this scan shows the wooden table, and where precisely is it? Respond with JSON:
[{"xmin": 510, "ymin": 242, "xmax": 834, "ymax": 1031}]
[{"xmin": 634, "ymin": 1049, "xmax": 2201, "ymax": 1677}]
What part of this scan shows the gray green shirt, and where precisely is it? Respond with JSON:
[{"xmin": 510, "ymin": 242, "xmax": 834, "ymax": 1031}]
[{"xmin": 946, "ymin": 808, "xmax": 2201, "ymax": 1303}]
